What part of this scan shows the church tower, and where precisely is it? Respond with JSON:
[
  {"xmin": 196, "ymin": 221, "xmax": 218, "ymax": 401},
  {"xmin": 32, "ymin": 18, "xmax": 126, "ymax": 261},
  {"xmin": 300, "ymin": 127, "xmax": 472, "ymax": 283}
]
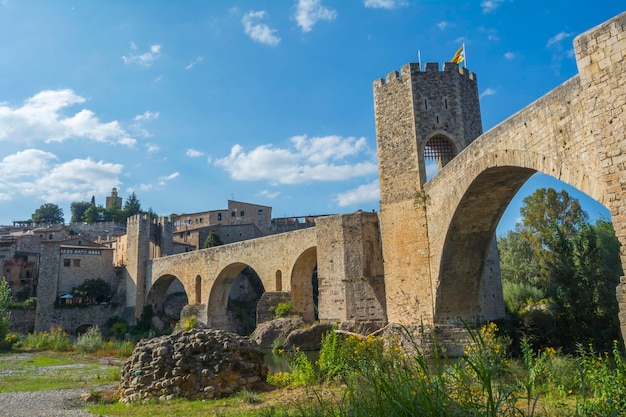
[{"xmin": 373, "ymin": 61, "xmax": 483, "ymax": 325}]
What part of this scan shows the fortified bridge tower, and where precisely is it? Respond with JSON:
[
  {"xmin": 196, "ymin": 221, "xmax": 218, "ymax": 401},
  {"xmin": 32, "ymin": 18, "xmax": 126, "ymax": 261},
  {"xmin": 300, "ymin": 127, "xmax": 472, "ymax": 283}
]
[{"xmin": 373, "ymin": 62, "xmax": 505, "ymax": 326}]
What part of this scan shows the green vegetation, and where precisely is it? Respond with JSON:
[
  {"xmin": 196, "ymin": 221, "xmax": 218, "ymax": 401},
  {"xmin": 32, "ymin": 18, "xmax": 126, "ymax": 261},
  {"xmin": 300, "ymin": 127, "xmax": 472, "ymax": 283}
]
[
  {"xmin": 30, "ymin": 202, "xmax": 64, "ymax": 224},
  {"xmin": 270, "ymin": 301, "xmax": 294, "ymax": 318},
  {"xmin": 497, "ymin": 187, "xmax": 621, "ymax": 352},
  {"xmin": 203, "ymin": 229, "xmax": 224, "ymax": 248},
  {"xmin": 0, "ymin": 278, "xmax": 11, "ymax": 350}
]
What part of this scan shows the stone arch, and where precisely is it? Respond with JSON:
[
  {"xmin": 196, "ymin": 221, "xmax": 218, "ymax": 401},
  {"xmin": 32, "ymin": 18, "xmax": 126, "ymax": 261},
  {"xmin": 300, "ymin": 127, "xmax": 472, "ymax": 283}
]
[
  {"xmin": 275, "ymin": 270, "xmax": 282, "ymax": 291},
  {"xmin": 207, "ymin": 263, "xmax": 265, "ymax": 334},
  {"xmin": 290, "ymin": 247, "xmax": 318, "ymax": 322},
  {"xmin": 194, "ymin": 275, "xmax": 201, "ymax": 304},
  {"xmin": 75, "ymin": 323, "xmax": 93, "ymax": 335},
  {"xmin": 432, "ymin": 152, "xmax": 609, "ymax": 325},
  {"xmin": 421, "ymin": 132, "xmax": 460, "ymax": 180},
  {"xmin": 146, "ymin": 274, "xmax": 188, "ymax": 327}
]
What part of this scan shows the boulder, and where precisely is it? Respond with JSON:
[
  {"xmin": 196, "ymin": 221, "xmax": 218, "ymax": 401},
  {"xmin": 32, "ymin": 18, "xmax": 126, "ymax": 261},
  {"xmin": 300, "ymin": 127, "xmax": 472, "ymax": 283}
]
[
  {"xmin": 284, "ymin": 322, "xmax": 334, "ymax": 351},
  {"xmin": 119, "ymin": 328, "xmax": 267, "ymax": 403},
  {"xmin": 249, "ymin": 316, "xmax": 304, "ymax": 349}
]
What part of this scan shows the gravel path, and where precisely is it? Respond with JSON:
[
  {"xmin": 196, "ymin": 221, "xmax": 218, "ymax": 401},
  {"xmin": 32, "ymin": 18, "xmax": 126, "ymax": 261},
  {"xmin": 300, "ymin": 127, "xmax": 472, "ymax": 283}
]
[{"xmin": 0, "ymin": 389, "xmax": 102, "ymax": 417}]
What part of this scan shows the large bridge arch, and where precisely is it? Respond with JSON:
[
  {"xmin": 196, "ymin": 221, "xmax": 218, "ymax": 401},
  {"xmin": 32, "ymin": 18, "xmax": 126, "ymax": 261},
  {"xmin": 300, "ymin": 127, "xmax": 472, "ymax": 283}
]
[
  {"xmin": 207, "ymin": 262, "xmax": 264, "ymax": 331},
  {"xmin": 145, "ymin": 273, "xmax": 188, "ymax": 326}
]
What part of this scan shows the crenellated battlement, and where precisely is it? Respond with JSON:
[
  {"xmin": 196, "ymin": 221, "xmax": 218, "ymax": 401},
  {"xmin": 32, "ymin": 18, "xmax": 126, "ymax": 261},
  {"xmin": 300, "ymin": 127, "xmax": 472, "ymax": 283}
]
[{"xmin": 373, "ymin": 61, "xmax": 477, "ymax": 89}]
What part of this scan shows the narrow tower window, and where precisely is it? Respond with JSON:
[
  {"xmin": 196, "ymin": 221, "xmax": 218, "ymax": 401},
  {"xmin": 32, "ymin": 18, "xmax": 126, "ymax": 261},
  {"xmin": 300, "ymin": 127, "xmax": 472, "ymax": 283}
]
[{"xmin": 424, "ymin": 99, "xmax": 428, "ymax": 110}]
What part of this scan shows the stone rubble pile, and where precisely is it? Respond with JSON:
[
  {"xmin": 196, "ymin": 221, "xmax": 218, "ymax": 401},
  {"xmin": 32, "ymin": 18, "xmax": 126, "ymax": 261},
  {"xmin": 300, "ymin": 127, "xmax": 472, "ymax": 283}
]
[{"xmin": 119, "ymin": 328, "xmax": 268, "ymax": 403}]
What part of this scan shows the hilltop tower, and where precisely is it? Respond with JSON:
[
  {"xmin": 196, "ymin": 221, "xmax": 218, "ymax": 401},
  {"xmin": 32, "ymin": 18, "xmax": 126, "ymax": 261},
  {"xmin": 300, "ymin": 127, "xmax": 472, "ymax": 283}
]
[
  {"xmin": 373, "ymin": 62, "xmax": 484, "ymax": 325},
  {"xmin": 106, "ymin": 187, "xmax": 123, "ymax": 210}
]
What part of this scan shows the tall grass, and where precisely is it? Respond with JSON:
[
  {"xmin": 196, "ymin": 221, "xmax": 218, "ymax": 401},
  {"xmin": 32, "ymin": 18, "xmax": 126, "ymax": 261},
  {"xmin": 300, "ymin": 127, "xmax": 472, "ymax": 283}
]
[{"xmin": 265, "ymin": 323, "xmax": 626, "ymax": 417}]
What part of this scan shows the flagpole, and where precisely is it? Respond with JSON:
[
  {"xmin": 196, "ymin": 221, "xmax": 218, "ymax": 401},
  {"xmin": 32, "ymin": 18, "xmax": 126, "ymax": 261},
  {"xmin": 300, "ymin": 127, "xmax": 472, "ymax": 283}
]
[
  {"xmin": 463, "ymin": 43, "xmax": 467, "ymax": 68},
  {"xmin": 418, "ymin": 50, "xmax": 421, "ymax": 69}
]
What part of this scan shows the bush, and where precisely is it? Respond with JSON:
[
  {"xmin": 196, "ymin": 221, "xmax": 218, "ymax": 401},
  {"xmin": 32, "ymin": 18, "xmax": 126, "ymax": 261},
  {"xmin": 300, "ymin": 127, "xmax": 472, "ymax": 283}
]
[
  {"xmin": 0, "ymin": 279, "xmax": 11, "ymax": 350},
  {"xmin": 179, "ymin": 315, "xmax": 197, "ymax": 331},
  {"xmin": 272, "ymin": 302, "xmax": 293, "ymax": 318},
  {"xmin": 18, "ymin": 326, "xmax": 73, "ymax": 351},
  {"xmin": 76, "ymin": 326, "xmax": 106, "ymax": 353}
]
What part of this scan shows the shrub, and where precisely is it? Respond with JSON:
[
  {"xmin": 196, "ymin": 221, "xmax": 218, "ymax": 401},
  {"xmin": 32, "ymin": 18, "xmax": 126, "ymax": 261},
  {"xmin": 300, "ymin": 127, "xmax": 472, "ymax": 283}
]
[
  {"xmin": 0, "ymin": 279, "xmax": 11, "ymax": 350},
  {"xmin": 18, "ymin": 326, "xmax": 73, "ymax": 351},
  {"xmin": 272, "ymin": 302, "xmax": 293, "ymax": 318},
  {"xmin": 179, "ymin": 315, "xmax": 197, "ymax": 331},
  {"xmin": 76, "ymin": 326, "xmax": 106, "ymax": 353}
]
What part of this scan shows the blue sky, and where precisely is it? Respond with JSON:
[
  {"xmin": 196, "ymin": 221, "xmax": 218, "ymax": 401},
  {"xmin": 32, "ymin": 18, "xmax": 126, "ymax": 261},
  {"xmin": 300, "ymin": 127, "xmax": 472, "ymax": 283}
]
[{"xmin": 0, "ymin": 1, "xmax": 622, "ymax": 231}]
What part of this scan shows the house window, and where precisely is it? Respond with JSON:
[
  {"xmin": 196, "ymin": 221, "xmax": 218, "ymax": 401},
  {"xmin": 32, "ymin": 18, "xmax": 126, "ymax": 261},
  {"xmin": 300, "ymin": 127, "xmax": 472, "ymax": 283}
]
[
  {"xmin": 258, "ymin": 209, "xmax": 263, "ymax": 215},
  {"xmin": 63, "ymin": 259, "xmax": 71, "ymax": 267},
  {"xmin": 231, "ymin": 211, "xmax": 236, "ymax": 217},
  {"xmin": 258, "ymin": 220, "xmax": 264, "ymax": 226},
  {"xmin": 73, "ymin": 259, "xmax": 81, "ymax": 267},
  {"xmin": 48, "ymin": 234, "xmax": 53, "ymax": 240},
  {"xmin": 240, "ymin": 211, "xmax": 245, "ymax": 216},
  {"xmin": 218, "ymin": 213, "xmax": 222, "ymax": 221}
]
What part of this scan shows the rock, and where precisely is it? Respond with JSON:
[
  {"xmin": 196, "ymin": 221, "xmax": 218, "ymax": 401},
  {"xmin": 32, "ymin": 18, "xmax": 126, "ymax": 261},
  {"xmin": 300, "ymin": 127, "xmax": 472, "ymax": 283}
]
[
  {"xmin": 284, "ymin": 322, "xmax": 334, "ymax": 351},
  {"xmin": 249, "ymin": 316, "xmax": 304, "ymax": 349},
  {"xmin": 119, "ymin": 328, "xmax": 267, "ymax": 403}
]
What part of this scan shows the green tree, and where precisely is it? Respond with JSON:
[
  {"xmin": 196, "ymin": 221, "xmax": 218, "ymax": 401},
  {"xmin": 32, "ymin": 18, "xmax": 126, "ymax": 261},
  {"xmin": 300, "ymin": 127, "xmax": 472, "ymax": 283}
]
[
  {"xmin": 123, "ymin": 192, "xmax": 141, "ymax": 217},
  {"xmin": 70, "ymin": 201, "xmax": 91, "ymax": 223},
  {"xmin": 497, "ymin": 226, "xmax": 540, "ymax": 286},
  {"xmin": 203, "ymin": 230, "xmax": 224, "ymax": 248},
  {"xmin": 82, "ymin": 205, "xmax": 100, "ymax": 224},
  {"xmin": 73, "ymin": 279, "xmax": 111, "ymax": 304},
  {"xmin": 0, "ymin": 278, "xmax": 11, "ymax": 349},
  {"xmin": 31, "ymin": 203, "xmax": 64, "ymax": 224}
]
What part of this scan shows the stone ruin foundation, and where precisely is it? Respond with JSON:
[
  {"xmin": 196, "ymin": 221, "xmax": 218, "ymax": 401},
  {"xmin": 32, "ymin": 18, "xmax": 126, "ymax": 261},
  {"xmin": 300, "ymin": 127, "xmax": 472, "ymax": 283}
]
[{"xmin": 119, "ymin": 328, "xmax": 268, "ymax": 403}]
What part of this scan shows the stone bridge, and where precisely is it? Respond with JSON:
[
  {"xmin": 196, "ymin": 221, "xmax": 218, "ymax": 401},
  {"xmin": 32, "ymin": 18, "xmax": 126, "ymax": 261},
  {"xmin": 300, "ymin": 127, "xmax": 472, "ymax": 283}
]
[{"xmin": 123, "ymin": 12, "xmax": 626, "ymax": 340}]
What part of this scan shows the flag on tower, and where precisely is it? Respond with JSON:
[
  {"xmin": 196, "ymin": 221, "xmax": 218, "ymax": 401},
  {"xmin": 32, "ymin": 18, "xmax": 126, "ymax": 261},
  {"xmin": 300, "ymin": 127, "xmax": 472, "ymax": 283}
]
[{"xmin": 451, "ymin": 44, "xmax": 465, "ymax": 64}]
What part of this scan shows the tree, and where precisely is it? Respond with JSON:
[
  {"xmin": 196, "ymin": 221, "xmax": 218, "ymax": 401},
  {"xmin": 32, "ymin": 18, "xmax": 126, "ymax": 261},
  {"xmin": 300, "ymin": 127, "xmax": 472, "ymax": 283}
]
[
  {"xmin": 31, "ymin": 203, "xmax": 64, "ymax": 224},
  {"xmin": 73, "ymin": 279, "xmax": 111, "ymax": 304},
  {"xmin": 82, "ymin": 205, "xmax": 100, "ymax": 224},
  {"xmin": 0, "ymin": 278, "xmax": 11, "ymax": 349},
  {"xmin": 124, "ymin": 192, "xmax": 142, "ymax": 217},
  {"xmin": 203, "ymin": 230, "xmax": 224, "ymax": 248},
  {"xmin": 504, "ymin": 187, "xmax": 621, "ymax": 351},
  {"xmin": 70, "ymin": 201, "xmax": 91, "ymax": 223}
]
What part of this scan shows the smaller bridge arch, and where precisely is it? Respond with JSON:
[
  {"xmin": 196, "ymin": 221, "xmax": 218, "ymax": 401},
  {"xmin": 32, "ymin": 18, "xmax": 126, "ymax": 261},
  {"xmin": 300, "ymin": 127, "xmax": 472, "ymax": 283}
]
[{"xmin": 290, "ymin": 247, "xmax": 318, "ymax": 322}]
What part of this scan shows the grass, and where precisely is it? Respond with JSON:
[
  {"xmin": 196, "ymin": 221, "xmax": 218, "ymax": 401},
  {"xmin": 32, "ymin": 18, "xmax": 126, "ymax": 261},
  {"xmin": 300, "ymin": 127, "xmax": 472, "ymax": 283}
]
[
  {"xmin": 0, "ymin": 351, "xmax": 121, "ymax": 393},
  {"xmin": 3, "ymin": 324, "xmax": 626, "ymax": 416}
]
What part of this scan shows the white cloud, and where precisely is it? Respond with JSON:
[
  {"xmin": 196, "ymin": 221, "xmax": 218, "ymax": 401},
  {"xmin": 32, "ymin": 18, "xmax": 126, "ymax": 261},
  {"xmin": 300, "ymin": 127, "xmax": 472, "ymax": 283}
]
[
  {"xmin": 122, "ymin": 43, "xmax": 162, "ymax": 67},
  {"xmin": 186, "ymin": 148, "xmax": 204, "ymax": 158},
  {"xmin": 215, "ymin": 134, "xmax": 377, "ymax": 184},
  {"xmin": 295, "ymin": 0, "xmax": 337, "ymax": 33},
  {"xmin": 146, "ymin": 143, "xmax": 160, "ymax": 154},
  {"xmin": 0, "ymin": 89, "xmax": 133, "ymax": 145},
  {"xmin": 480, "ymin": 87, "xmax": 496, "ymax": 99},
  {"xmin": 364, "ymin": 0, "xmax": 407, "ymax": 9},
  {"xmin": 258, "ymin": 189, "xmax": 280, "ymax": 199},
  {"xmin": 185, "ymin": 56, "xmax": 204, "ymax": 70},
  {"xmin": 134, "ymin": 111, "xmax": 159, "ymax": 121},
  {"xmin": 546, "ymin": 31, "xmax": 573, "ymax": 47},
  {"xmin": 158, "ymin": 172, "xmax": 179, "ymax": 185},
  {"xmin": 242, "ymin": 11, "xmax": 281, "ymax": 46},
  {"xmin": 0, "ymin": 149, "xmax": 123, "ymax": 203},
  {"xmin": 481, "ymin": 0, "xmax": 505, "ymax": 13},
  {"xmin": 335, "ymin": 180, "xmax": 380, "ymax": 207},
  {"xmin": 504, "ymin": 52, "xmax": 515, "ymax": 60},
  {"xmin": 437, "ymin": 21, "xmax": 449, "ymax": 30}
]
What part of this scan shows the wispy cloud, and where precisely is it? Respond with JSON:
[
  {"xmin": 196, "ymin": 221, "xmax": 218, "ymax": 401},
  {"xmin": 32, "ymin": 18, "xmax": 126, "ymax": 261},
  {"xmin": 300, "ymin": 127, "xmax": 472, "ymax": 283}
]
[
  {"xmin": 158, "ymin": 172, "xmax": 179, "ymax": 185},
  {"xmin": 185, "ymin": 56, "xmax": 204, "ymax": 70},
  {"xmin": 364, "ymin": 0, "xmax": 407, "ymax": 10},
  {"xmin": 134, "ymin": 111, "xmax": 159, "ymax": 121},
  {"xmin": 481, "ymin": 0, "xmax": 505, "ymax": 13},
  {"xmin": 437, "ymin": 21, "xmax": 449, "ymax": 30},
  {"xmin": 0, "ymin": 149, "xmax": 123, "ymax": 203},
  {"xmin": 186, "ymin": 149, "xmax": 204, "ymax": 158},
  {"xmin": 242, "ymin": 10, "xmax": 281, "ymax": 46},
  {"xmin": 146, "ymin": 143, "xmax": 160, "ymax": 155},
  {"xmin": 335, "ymin": 180, "xmax": 380, "ymax": 207},
  {"xmin": 0, "ymin": 89, "xmax": 133, "ymax": 145},
  {"xmin": 480, "ymin": 87, "xmax": 496, "ymax": 99},
  {"xmin": 258, "ymin": 189, "xmax": 280, "ymax": 199},
  {"xmin": 122, "ymin": 43, "xmax": 162, "ymax": 67},
  {"xmin": 295, "ymin": 0, "xmax": 337, "ymax": 33},
  {"xmin": 546, "ymin": 31, "xmax": 573, "ymax": 47},
  {"xmin": 504, "ymin": 52, "xmax": 515, "ymax": 60},
  {"xmin": 215, "ymin": 135, "xmax": 377, "ymax": 184}
]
